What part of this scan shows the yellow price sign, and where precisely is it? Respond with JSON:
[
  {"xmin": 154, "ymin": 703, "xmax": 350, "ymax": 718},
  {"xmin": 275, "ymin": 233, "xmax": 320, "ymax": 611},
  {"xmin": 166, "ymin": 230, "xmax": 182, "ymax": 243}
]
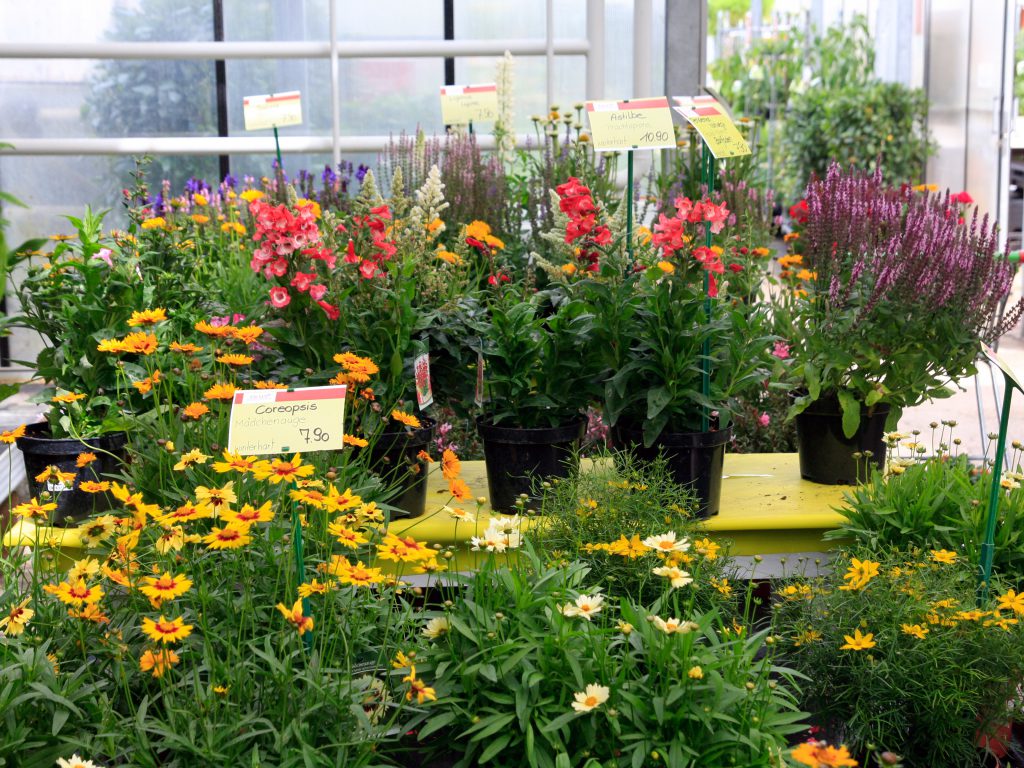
[
  {"xmin": 672, "ymin": 95, "xmax": 751, "ymax": 159},
  {"xmin": 227, "ymin": 385, "xmax": 347, "ymax": 456},
  {"xmin": 242, "ymin": 91, "xmax": 303, "ymax": 131},
  {"xmin": 440, "ymin": 83, "xmax": 499, "ymax": 125},
  {"xmin": 585, "ymin": 97, "xmax": 677, "ymax": 152}
]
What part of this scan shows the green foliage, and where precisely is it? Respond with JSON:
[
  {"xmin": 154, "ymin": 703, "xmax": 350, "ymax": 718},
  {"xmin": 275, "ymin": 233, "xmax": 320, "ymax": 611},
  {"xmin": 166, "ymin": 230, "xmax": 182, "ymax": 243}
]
[
  {"xmin": 829, "ymin": 445, "xmax": 1024, "ymax": 580},
  {"xmin": 785, "ymin": 80, "xmax": 933, "ymax": 194},
  {"xmin": 532, "ymin": 452, "xmax": 736, "ymax": 611},
  {"xmin": 773, "ymin": 550, "xmax": 1024, "ymax": 766},
  {"xmin": 476, "ymin": 291, "xmax": 597, "ymax": 428},
  {"xmin": 595, "ymin": 261, "xmax": 774, "ymax": 442},
  {"xmin": 410, "ymin": 545, "xmax": 804, "ymax": 768}
]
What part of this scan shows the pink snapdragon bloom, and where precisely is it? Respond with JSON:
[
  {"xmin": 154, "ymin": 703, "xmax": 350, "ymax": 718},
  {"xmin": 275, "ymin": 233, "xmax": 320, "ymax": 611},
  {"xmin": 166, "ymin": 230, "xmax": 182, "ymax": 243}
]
[
  {"xmin": 771, "ymin": 341, "xmax": 791, "ymax": 360},
  {"xmin": 269, "ymin": 286, "xmax": 291, "ymax": 308}
]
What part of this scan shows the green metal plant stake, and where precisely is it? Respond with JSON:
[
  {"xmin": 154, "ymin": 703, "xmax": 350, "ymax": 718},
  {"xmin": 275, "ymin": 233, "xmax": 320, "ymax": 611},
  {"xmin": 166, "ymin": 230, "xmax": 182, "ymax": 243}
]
[
  {"xmin": 700, "ymin": 145, "xmax": 716, "ymax": 433},
  {"xmin": 272, "ymin": 125, "xmax": 283, "ymax": 170},
  {"xmin": 977, "ymin": 345, "xmax": 1024, "ymax": 605},
  {"xmin": 292, "ymin": 501, "xmax": 314, "ymax": 651},
  {"xmin": 626, "ymin": 150, "xmax": 634, "ymax": 264}
]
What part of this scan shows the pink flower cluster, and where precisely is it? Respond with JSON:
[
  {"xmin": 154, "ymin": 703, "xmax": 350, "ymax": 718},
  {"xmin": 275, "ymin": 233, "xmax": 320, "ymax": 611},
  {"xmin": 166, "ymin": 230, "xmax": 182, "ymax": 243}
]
[
  {"xmin": 556, "ymin": 177, "xmax": 611, "ymax": 271},
  {"xmin": 248, "ymin": 199, "xmax": 339, "ymax": 319},
  {"xmin": 652, "ymin": 196, "xmax": 732, "ymax": 297},
  {"xmin": 339, "ymin": 204, "xmax": 397, "ymax": 280}
]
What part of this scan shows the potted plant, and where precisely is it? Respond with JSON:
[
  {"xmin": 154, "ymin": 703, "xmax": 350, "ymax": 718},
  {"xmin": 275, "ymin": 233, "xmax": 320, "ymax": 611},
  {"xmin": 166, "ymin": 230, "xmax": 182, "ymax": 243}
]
[
  {"xmin": 474, "ymin": 289, "xmax": 596, "ymax": 512},
  {"xmin": 0, "ymin": 208, "xmax": 150, "ymax": 523},
  {"xmin": 578, "ymin": 187, "xmax": 773, "ymax": 518},
  {"xmin": 781, "ymin": 164, "xmax": 1020, "ymax": 484}
]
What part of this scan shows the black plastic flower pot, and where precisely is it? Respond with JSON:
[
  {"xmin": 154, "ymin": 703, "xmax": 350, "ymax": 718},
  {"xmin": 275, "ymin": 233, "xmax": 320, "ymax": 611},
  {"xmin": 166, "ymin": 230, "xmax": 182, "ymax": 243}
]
[
  {"xmin": 794, "ymin": 394, "xmax": 890, "ymax": 485},
  {"xmin": 15, "ymin": 422, "xmax": 129, "ymax": 526},
  {"xmin": 476, "ymin": 416, "xmax": 586, "ymax": 513},
  {"xmin": 367, "ymin": 417, "xmax": 435, "ymax": 519},
  {"xmin": 612, "ymin": 424, "xmax": 731, "ymax": 519}
]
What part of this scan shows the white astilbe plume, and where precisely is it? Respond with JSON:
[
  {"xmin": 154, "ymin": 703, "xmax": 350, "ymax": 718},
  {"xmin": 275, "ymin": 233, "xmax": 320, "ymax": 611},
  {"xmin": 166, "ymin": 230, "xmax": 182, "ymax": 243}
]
[
  {"xmin": 495, "ymin": 50, "xmax": 516, "ymax": 166},
  {"xmin": 407, "ymin": 164, "xmax": 449, "ymax": 235}
]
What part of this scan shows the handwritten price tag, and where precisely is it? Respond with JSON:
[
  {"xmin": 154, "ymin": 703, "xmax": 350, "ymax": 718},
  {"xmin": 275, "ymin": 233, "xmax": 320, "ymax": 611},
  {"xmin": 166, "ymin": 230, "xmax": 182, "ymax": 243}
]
[
  {"xmin": 672, "ymin": 95, "xmax": 751, "ymax": 159},
  {"xmin": 585, "ymin": 97, "xmax": 676, "ymax": 152},
  {"xmin": 227, "ymin": 385, "xmax": 346, "ymax": 456},
  {"xmin": 440, "ymin": 83, "xmax": 498, "ymax": 125},
  {"xmin": 242, "ymin": 91, "xmax": 303, "ymax": 131}
]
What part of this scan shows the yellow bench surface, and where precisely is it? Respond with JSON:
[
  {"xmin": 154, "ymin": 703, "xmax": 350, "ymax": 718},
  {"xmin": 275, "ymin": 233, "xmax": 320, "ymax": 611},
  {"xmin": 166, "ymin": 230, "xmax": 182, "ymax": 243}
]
[{"xmin": 4, "ymin": 454, "xmax": 851, "ymax": 559}]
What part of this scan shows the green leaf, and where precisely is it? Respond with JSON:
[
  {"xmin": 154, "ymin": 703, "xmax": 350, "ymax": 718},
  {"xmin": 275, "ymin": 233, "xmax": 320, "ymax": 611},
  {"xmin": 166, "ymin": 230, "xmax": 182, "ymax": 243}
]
[
  {"xmin": 646, "ymin": 386, "xmax": 672, "ymax": 420},
  {"xmin": 837, "ymin": 389, "xmax": 861, "ymax": 438},
  {"xmin": 416, "ymin": 712, "xmax": 456, "ymax": 741}
]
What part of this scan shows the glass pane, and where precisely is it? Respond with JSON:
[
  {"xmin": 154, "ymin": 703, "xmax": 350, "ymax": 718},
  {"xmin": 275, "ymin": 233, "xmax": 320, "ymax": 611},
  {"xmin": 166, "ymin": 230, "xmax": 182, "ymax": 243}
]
[{"xmin": 0, "ymin": 0, "xmax": 214, "ymax": 44}]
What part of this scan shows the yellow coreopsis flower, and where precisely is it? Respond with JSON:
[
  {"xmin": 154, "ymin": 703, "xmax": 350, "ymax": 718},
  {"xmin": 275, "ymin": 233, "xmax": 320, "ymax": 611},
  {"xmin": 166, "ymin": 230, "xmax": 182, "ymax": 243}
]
[
  {"xmin": 840, "ymin": 628, "xmax": 876, "ymax": 651},
  {"xmin": 138, "ymin": 572, "xmax": 193, "ymax": 606},
  {"xmin": 141, "ymin": 615, "xmax": 193, "ymax": 644},
  {"xmin": 251, "ymin": 454, "xmax": 314, "ymax": 484},
  {"xmin": 0, "ymin": 598, "xmax": 33, "ymax": 636},
  {"xmin": 276, "ymin": 598, "xmax": 314, "ymax": 635}
]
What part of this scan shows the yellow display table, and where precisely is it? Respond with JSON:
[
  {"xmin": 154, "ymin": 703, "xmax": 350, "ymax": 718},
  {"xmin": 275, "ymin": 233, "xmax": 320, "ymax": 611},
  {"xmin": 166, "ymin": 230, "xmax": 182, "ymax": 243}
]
[{"xmin": 3, "ymin": 454, "xmax": 850, "ymax": 561}]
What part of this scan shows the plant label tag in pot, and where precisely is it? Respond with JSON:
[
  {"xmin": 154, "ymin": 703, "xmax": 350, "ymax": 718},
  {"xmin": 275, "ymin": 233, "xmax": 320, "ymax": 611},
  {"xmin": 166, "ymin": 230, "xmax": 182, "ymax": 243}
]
[
  {"xmin": 672, "ymin": 95, "xmax": 751, "ymax": 159},
  {"xmin": 585, "ymin": 97, "xmax": 676, "ymax": 152},
  {"xmin": 414, "ymin": 354, "xmax": 433, "ymax": 409},
  {"xmin": 439, "ymin": 83, "xmax": 498, "ymax": 125},
  {"xmin": 227, "ymin": 385, "xmax": 346, "ymax": 455},
  {"xmin": 242, "ymin": 91, "xmax": 303, "ymax": 131},
  {"xmin": 474, "ymin": 352, "xmax": 486, "ymax": 408}
]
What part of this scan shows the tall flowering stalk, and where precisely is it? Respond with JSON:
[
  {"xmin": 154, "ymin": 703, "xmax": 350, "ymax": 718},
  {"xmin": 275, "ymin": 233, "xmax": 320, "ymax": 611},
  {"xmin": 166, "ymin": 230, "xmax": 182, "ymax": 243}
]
[{"xmin": 786, "ymin": 163, "xmax": 1022, "ymax": 434}]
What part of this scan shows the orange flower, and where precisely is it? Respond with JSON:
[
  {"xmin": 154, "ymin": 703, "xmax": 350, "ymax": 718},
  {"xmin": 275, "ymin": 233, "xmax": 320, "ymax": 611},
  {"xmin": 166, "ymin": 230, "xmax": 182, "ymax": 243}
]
[
  {"xmin": 323, "ymin": 485, "xmax": 362, "ymax": 513},
  {"xmin": 0, "ymin": 424, "xmax": 26, "ymax": 444},
  {"xmin": 121, "ymin": 332, "xmax": 158, "ymax": 355},
  {"xmin": 343, "ymin": 434, "xmax": 369, "ymax": 448},
  {"xmin": 448, "ymin": 477, "xmax": 472, "ymax": 501},
  {"xmin": 194, "ymin": 320, "xmax": 234, "ymax": 337},
  {"xmin": 139, "ymin": 648, "xmax": 180, "ymax": 677},
  {"xmin": 132, "ymin": 370, "xmax": 162, "ymax": 394},
  {"xmin": 216, "ymin": 353, "xmax": 254, "ymax": 366},
  {"xmin": 417, "ymin": 450, "xmax": 434, "ymax": 462},
  {"xmin": 182, "ymin": 402, "xmax": 210, "ymax": 420},
  {"xmin": 79, "ymin": 480, "xmax": 111, "ymax": 493},
  {"xmin": 276, "ymin": 598, "xmax": 314, "ymax": 635},
  {"xmin": 333, "ymin": 352, "xmax": 379, "ymax": 378},
  {"xmin": 231, "ymin": 325, "xmax": 264, "ymax": 345},
  {"xmin": 127, "ymin": 308, "xmax": 167, "ymax": 326},
  {"xmin": 441, "ymin": 449, "xmax": 461, "ymax": 481},
  {"xmin": 169, "ymin": 341, "xmax": 203, "ymax": 354},
  {"xmin": 253, "ymin": 380, "xmax": 288, "ymax": 389},
  {"xmin": 76, "ymin": 452, "xmax": 97, "ymax": 468},
  {"xmin": 203, "ymin": 382, "xmax": 237, "ymax": 401},
  {"xmin": 52, "ymin": 392, "xmax": 87, "ymax": 404},
  {"xmin": 97, "ymin": 337, "xmax": 128, "ymax": 354},
  {"xmin": 391, "ymin": 410, "xmax": 421, "ymax": 428},
  {"xmin": 791, "ymin": 740, "xmax": 858, "ymax": 767},
  {"xmin": 68, "ymin": 603, "xmax": 109, "ymax": 624}
]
